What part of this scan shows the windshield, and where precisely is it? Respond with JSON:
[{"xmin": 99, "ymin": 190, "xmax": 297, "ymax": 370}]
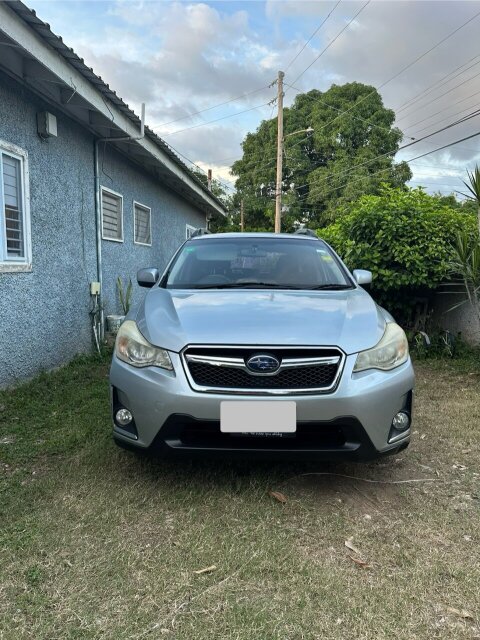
[{"xmin": 164, "ymin": 237, "xmax": 353, "ymax": 290}]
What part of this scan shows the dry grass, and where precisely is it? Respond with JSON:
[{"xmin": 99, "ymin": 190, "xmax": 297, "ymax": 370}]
[{"xmin": 0, "ymin": 356, "xmax": 479, "ymax": 639}]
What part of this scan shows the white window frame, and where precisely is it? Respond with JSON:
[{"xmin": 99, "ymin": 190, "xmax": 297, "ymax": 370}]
[
  {"xmin": 101, "ymin": 186, "xmax": 124, "ymax": 243},
  {"xmin": 0, "ymin": 139, "xmax": 32, "ymax": 273},
  {"xmin": 133, "ymin": 201, "xmax": 152, "ymax": 247},
  {"xmin": 186, "ymin": 224, "xmax": 196, "ymax": 240}
]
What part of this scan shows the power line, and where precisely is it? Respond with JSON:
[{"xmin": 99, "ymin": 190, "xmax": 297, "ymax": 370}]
[
  {"xmin": 292, "ymin": 109, "xmax": 480, "ymax": 203},
  {"xmin": 228, "ymin": 130, "xmax": 316, "ymax": 182},
  {"xmin": 284, "ymin": 81, "xmax": 415, "ymax": 140},
  {"xmin": 245, "ymin": 158, "xmax": 476, "ymax": 210},
  {"xmin": 395, "ymin": 66, "xmax": 480, "ymax": 123},
  {"xmin": 395, "ymin": 54, "xmax": 480, "ymax": 115},
  {"xmin": 299, "ymin": 8, "xmax": 480, "ymax": 139},
  {"xmin": 166, "ymin": 142, "xmax": 235, "ymax": 193},
  {"xmin": 289, "ymin": 0, "xmax": 371, "ymax": 87},
  {"xmin": 233, "ymin": 103, "xmax": 480, "ymax": 188},
  {"xmin": 408, "ymin": 160, "xmax": 476, "ymax": 170},
  {"xmin": 231, "ymin": 100, "xmax": 480, "ymax": 191},
  {"xmin": 231, "ymin": 71, "xmax": 480, "ymax": 180},
  {"xmin": 284, "ymin": 0, "xmax": 342, "ymax": 72},
  {"xmin": 300, "ymin": 134, "xmax": 480, "ymax": 204},
  {"xmin": 162, "ymin": 100, "xmax": 274, "ymax": 137},
  {"xmin": 148, "ymin": 84, "xmax": 272, "ymax": 131},
  {"xmin": 409, "ymin": 92, "xmax": 480, "ymax": 137},
  {"xmin": 404, "ymin": 129, "xmax": 480, "ymax": 163}
]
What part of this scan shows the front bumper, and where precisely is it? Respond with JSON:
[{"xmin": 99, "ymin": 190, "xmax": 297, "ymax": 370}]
[{"xmin": 109, "ymin": 351, "xmax": 415, "ymax": 460}]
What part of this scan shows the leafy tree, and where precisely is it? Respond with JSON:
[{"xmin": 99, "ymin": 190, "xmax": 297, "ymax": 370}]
[
  {"xmin": 190, "ymin": 168, "xmax": 237, "ymax": 232},
  {"xmin": 319, "ymin": 185, "xmax": 476, "ymax": 321},
  {"xmin": 191, "ymin": 168, "xmax": 232, "ymax": 205},
  {"xmin": 231, "ymin": 82, "xmax": 412, "ymax": 231},
  {"xmin": 432, "ymin": 192, "xmax": 477, "ymax": 216}
]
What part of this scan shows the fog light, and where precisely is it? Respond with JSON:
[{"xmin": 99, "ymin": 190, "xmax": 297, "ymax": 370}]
[
  {"xmin": 115, "ymin": 408, "xmax": 133, "ymax": 426},
  {"xmin": 392, "ymin": 411, "xmax": 410, "ymax": 431}
]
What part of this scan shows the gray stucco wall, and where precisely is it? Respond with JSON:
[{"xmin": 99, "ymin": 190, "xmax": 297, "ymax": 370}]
[
  {"xmin": 0, "ymin": 72, "xmax": 206, "ymax": 387},
  {"xmin": 98, "ymin": 145, "xmax": 205, "ymax": 317},
  {"xmin": 0, "ymin": 72, "xmax": 97, "ymax": 387},
  {"xmin": 431, "ymin": 289, "xmax": 480, "ymax": 346}
]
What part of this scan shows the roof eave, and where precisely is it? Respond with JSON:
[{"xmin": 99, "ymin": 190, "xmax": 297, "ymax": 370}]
[{"xmin": 0, "ymin": 0, "xmax": 227, "ymax": 217}]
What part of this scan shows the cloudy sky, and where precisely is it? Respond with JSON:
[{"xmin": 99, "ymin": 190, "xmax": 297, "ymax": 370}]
[{"xmin": 28, "ymin": 0, "xmax": 480, "ymax": 195}]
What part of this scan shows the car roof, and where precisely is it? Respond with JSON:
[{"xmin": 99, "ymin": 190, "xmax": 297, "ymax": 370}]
[{"xmin": 188, "ymin": 232, "xmax": 320, "ymax": 241}]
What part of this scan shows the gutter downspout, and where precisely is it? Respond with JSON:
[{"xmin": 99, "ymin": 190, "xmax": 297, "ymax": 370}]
[{"xmin": 94, "ymin": 104, "xmax": 145, "ymax": 341}]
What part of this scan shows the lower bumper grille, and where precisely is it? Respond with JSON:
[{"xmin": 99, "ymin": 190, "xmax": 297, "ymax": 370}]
[
  {"xmin": 182, "ymin": 346, "xmax": 344, "ymax": 394},
  {"xmin": 153, "ymin": 415, "xmax": 377, "ymax": 459},
  {"xmin": 180, "ymin": 421, "xmax": 348, "ymax": 449}
]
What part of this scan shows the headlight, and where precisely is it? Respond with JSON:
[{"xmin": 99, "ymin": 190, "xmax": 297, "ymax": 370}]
[
  {"xmin": 115, "ymin": 320, "xmax": 173, "ymax": 370},
  {"xmin": 353, "ymin": 323, "xmax": 409, "ymax": 373}
]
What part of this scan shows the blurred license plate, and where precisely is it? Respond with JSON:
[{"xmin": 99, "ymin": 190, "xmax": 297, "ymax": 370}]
[{"xmin": 220, "ymin": 401, "xmax": 296, "ymax": 434}]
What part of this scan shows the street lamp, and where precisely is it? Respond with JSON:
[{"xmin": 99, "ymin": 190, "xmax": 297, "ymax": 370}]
[{"xmin": 274, "ymin": 123, "xmax": 314, "ymax": 233}]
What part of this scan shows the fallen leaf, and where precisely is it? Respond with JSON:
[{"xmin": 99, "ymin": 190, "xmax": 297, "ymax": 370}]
[
  {"xmin": 344, "ymin": 537, "xmax": 361, "ymax": 556},
  {"xmin": 446, "ymin": 607, "xmax": 474, "ymax": 620},
  {"xmin": 269, "ymin": 491, "xmax": 287, "ymax": 504},
  {"xmin": 348, "ymin": 555, "xmax": 370, "ymax": 568},
  {"xmin": 193, "ymin": 565, "xmax": 217, "ymax": 575}
]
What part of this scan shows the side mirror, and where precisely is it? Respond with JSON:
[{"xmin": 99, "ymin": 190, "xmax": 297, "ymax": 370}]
[
  {"xmin": 352, "ymin": 269, "xmax": 372, "ymax": 286},
  {"xmin": 137, "ymin": 268, "xmax": 159, "ymax": 288}
]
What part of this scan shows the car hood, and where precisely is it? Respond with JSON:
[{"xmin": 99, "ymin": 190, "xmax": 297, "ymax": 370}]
[{"xmin": 136, "ymin": 288, "xmax": 387, "ymax": 355}]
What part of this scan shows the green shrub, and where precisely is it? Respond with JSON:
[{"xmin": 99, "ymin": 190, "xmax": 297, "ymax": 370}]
[{"xmin": 319, "ymin": 185, "xmax": 476, "ymax": 321}]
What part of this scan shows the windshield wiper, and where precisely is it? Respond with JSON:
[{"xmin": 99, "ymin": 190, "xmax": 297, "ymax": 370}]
[
  {"xmin": 308, "ymin": 284, "xmax": 354, "ymax": 290},
  {"xmin": 194, "ymin": 282, "xmax": 303, "ymax": 290}
]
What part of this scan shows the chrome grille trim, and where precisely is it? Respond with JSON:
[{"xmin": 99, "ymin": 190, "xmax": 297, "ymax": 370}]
[{"xmin": 181, "ymin": 345, "xmax": 345, "ymax": 395}]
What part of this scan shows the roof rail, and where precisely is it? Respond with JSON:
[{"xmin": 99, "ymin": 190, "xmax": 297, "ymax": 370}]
[
  {"xmin": 190, "ymin": 228, "xmax": 212, "ymax": 238},
  {"xmin": 293, "ymin": 228, "xmax": 318, "ymax": 238}
]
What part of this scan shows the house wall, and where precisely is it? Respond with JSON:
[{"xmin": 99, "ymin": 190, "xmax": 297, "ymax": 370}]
[
  {"xmin": 0, "ymin": 72, "xmax": 97, "ymax": 387},
  {"xmin": 99, "ymin": 145, "xmax": 205, "ymax": 316},
  {"xmin": 0, "ymin": 72, "xmax": 206, "ymax": 387}
]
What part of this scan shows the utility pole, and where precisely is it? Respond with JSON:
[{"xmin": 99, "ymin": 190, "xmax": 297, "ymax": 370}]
[
  {"xmin": 207, "ymin": 168, "xmax": 212, "ymax": 191},
  {"xmin": 274, "ymin": 70, "xmax": 284, "ymax": 233},
  {"xmin": 240, "ymin": 199, "xmax": 244, "ymax": 232}
]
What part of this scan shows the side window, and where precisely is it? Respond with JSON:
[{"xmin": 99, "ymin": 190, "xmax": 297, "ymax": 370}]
[
  {"xmin": 186, "ymin": 224, "xmax": 196, "ymax": 240},
  {"xmin": 0, "ymin": 141, "xmax": 31, "ymax": 271},
  {"xmin": 101, "ymin": 187, "xmax": 123, "ymax": 242},
  {"xmin": 134, "ymin": 202, "xmax": 152, "ymax": 246}
]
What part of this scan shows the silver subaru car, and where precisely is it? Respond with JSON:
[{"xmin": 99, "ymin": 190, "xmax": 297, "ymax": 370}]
[{"xmin": 110, "ymin": 231, "xmax": 414, "ymax": 460}]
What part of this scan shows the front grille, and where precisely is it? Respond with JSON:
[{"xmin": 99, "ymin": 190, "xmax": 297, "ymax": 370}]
[
  {"xmin": 188, "ymin": 361, "xmax": 338, "ymax": 389},
  {"xmin": 182, "ymin": 346, "xmax": 344, "ymax": 394}
]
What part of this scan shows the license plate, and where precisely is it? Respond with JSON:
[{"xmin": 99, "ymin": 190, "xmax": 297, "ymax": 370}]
[{"xmin": 220, "ymin": 401, "xmax": 296, "ymax": 433}]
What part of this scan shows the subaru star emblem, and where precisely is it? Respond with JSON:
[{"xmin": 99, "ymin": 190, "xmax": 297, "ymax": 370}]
[{"xmin": 246, "ymin": 354, "xmax": 280, "ymax": 374}]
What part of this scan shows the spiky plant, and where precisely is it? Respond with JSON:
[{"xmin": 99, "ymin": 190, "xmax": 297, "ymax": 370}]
[
  {"xmin": 117, "ymin": 276, "xmax": 133, "ymax": 316},
  {"xmin": 447, "ymin": 230, "xmax": 480, "ymax": 328},
  {"xmin": 461, "ymin": 165, "xmax": 480, "ymax": 236}
]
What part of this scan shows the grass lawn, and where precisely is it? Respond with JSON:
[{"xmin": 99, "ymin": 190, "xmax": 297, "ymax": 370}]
[{"xmin": 0, "ymin": 354, "xmax": 479, "ymax": 639}]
